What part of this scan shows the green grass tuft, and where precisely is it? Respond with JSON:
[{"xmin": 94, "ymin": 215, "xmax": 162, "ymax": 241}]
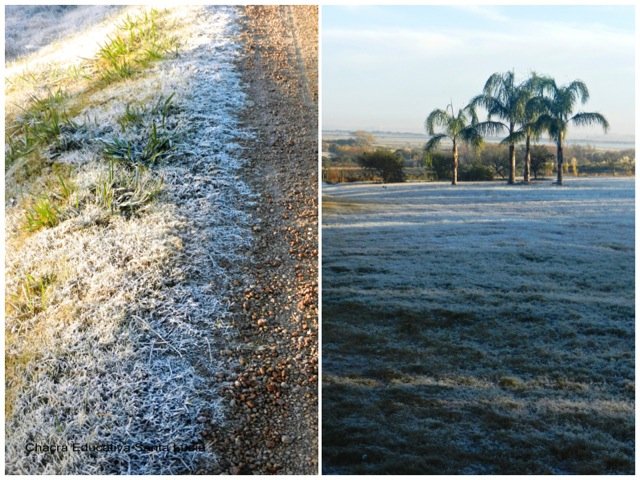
[
  {"xmin": 7, "ymin": 272, "xmax": 56, "ymax": 320},
  {"xmin": 117, "ymin": 103, "xmax": 145, "ymax": 131},
  {"xmin": 94, "ymin": 8, "xmax": 177, "ymax": 85},
  {"xmin": 94, "ymin": 158, "xmax": 164, "ymax": 215},
  {"xmin": 22, "ymin": 196, "xmax": 64, "ymax": 231},
  {"xmin": 5, "ymin": 87, "xmax": 80, "ymax": 171},
  {"xmin": 104, "ymin": 94, "xmax": 179, "ymax": 167}
]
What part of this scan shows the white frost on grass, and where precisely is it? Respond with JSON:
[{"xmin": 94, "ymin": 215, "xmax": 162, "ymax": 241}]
[
  {"xmin": 323, "ymin": 180, "xmax": 634, "ymax": 301},
  {"xmin": 323, "ymin": 177, "xmax": 634, "ymax": 473},
  {"xmin": 5, "ymin": 6, "xmax": 125, "ymax": 63},
  {"xmin": 4, "ymin": 6, "xmax": 142, "ymax": 111},
  {"xmin": 6, "ymin": 5, "xmax": 254, "ymax": 475}
]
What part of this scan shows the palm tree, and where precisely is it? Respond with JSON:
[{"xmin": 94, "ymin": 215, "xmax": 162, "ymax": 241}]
[
  {"xmin": 424, "ymin": 102, "xmax": 483, "ymax": 185},
  {"xmin": 537, "ymin": 78, "xmax": 609, "ymax": 185},
  {"xmin": 514, "ymin": 73, "xmax": 547, "ymax": 183},
  {"xmin": 471, "ymin": 71, "xmax": 529, "ymax": 185}
]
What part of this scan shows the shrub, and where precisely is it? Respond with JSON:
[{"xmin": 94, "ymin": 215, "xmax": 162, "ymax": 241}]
[
  {"xmin": 357, "ymin": 149, "xmax": 406, "ymax": 183},
  {"xmin": 323, "ymin": 166, "xmax": 370, "ymax": 184},
  {"xmin": 530, "ymin": 145, "xmax": 554, "ymax": 179},
  {"xmin": 426, "ymin": 151, "xmax": 453, "ymax": 181},
  {"xmin": 459, "ymin": 163, "xmax": 494, "ymax": 181}
]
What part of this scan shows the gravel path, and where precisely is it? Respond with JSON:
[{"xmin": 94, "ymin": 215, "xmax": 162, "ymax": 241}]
[{"xmin": 203, "ymin": 6, "xmax": 319, "ymax": 475}]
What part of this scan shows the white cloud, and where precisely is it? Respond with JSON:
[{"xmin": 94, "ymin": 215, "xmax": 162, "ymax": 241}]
[
  {"xmin": 324, "ymin": 28, "xmax": 463, "ymax": 59},
  {"xmin": 450, "ymin": 5, "xmax": 510, "ymax": 23},
  {"xmin": 325, "ymin": 18, "xmax": 632, "ymax": 73}
]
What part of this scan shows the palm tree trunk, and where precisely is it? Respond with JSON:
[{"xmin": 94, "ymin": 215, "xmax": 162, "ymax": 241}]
[
  {"xmin": 556, "ymin": 141, "xmax": 563, "ymax": 185},
  {"xmin": 524, "ymin": 135, "xmax": 531, "ymax": 183},
  {"xmin": 508, "ymin": 144, "xmax": 516, "ymax": 184},
  {"xmin": 452, "ymin": 141, "xmax": 458, "ymax": 185}
]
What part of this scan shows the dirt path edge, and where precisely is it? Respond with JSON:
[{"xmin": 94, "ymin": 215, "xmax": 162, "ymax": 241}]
[{"xmin": 203, "ymin": 6, "xmax": 318, "ymax": 475}]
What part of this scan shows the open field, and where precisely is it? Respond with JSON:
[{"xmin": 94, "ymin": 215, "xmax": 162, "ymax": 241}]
[{"xmin": 322, "ymin": 177, "xmax": 634, "ymax": 474}]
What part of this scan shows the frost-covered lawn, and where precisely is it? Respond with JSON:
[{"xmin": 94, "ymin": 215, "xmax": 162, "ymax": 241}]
[
  {"xmin": 5, "ymin": 6, "xmax": 124, "ymax": 62},
  {"xmin": 322, "ymin": 178, "xmax": 634, "ymax": 474},
  {"xmin": 5, "ymin": 6, "xmax": 254, "ymax": 474}
]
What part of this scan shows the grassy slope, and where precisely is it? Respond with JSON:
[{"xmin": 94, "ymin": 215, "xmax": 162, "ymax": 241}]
[
  {"xmin": 5, "ymin": 6, "xmax": 253, "ymax": 474},
  {"xmin": 322, "ymin": 178, "xmax": 634, "ymax": 474},
  {"xmin": 5, "ymin": 6, "xmax": 125, "ymax": 63}
]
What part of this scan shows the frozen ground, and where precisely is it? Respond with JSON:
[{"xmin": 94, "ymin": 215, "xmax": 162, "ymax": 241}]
[
  {"xmin": 322, "ymin": 178, "xmax": 634, "ymax": 474},
  {"xmin": 5, "ymin": 4, "xmax": 318, "ymax": 475},
  {"xmin": 5, "ymin": 6, "xmax": 254, "ymax": 474},
  {"xmin": 5, "ymin": 6, "xmax": 125, "ymax": 62}
]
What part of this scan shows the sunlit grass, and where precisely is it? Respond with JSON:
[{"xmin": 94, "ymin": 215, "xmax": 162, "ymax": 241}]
[
  {"xmin": 7, "ymin": 273, "xmax": 56, "ymax": 319},
  {"xmin": 94, "ymin": 9, "xmax": 177, "ymax": 85},
  {"xmin": 6, "ymin": 4, "xmax": 179, "ymax": 461},
  {"xmin": 5, "ymin": 5, "xmax": 256, "ymax": 474},
  {"xmin": 20, "ymin": 170, "xmax": 77, "ymax": 231},
  {"xmin": 5, "ymin": 8, "xmax": 177, "ymax": 179},
  {"xmin": 5, "ymin": 87, "xmax": 80, "ymax": 172},
  {"xmin": 22, "ymin": 195, "xmax": 65, "ymax": 231}
]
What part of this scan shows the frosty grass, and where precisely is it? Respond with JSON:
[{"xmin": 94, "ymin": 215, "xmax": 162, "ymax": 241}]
[{"xmin": 6, "ymin": 6, "xmax": 255, "ymax": 474}]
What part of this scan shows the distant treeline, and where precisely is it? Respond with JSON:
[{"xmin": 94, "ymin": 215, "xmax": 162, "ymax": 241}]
[{"xmin": 322, "ymin": 133, "xmax": 634, "ymax": 183}]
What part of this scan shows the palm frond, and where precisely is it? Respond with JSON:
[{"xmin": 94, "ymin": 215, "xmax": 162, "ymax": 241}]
[
  {"xmin": 460, "ymin": 127, "xmax": 483, "ymax": 151},
  {"xmin": 424, "ymin": 133, "xmax": 448, "ymax": 152},
  {"xmin": 536, "ymin": 114, "xmax": 564, "ymax": 142},
  {"xmin": 571, "ymin": 111, "xmax": 609, "ymax": 133},
  {"xmin": 520, "ymin": 75, "xmax": 603, "ymax": 148},
  {"xmin": 483, "ymin": 71, "xmax": 513, "ymax": 97},
  {"xmin": 470, "ymin": 93, "xmax": 492, "ymax": 112},
  {"xmin": 424, "ymin": 109, "xmax": 450, "ymax": 135},
  {"xmin": 521, "ymin": 72, "xmax": 548, "ymax": 96},
  {"xmin": 461, "ymin": 104, "xmax": 479, "ymax": 125},
  {"xmin": 536, "ymin": 75, "xmax": 557, "ymax": 98},
  {"xmin": 482, "ymin": 72, "xmax": 501, "ymax": 93},
  {"xmin": 483, "ymin": 97, "xmax": 509, "ymax": 121},
  {"xmin": 524, "ymin": 96, "xmax": 547, "ymax": 119},
  {"xmin": 477, "ymin": 70, "xmax": 530, "ymax": 127},
  {"xmin": 566, "ymin": 80, "xmax": 590, "ymax": 105},
  {"xmin": 476, "ymin": 120, "xmax": 506, "ymax": 137},
  {"xmin": 501, "ymin": 130, "xmax": 527, "ymax": 146},
  {"xmin": 519, "ymin": 120, "xmax": 545, "ymax": 141}
]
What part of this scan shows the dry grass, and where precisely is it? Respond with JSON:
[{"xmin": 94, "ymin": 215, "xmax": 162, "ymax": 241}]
[
  {"xmin": 322, "ymin": 179, "xmax": 635, "ymax": 474},
  {"xmin": 322, "ymin": 192, "xmax": 384, "ymax": 216}
]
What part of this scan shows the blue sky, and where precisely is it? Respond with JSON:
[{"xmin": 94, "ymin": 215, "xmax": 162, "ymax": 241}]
[{"xmin": 322, "ymin": 5, "xmax": 635, "ymax": 139}]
